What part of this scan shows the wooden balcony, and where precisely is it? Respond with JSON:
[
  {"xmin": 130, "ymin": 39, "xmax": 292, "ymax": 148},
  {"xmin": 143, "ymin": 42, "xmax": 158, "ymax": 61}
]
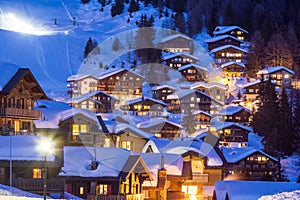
[
  {"xmin": 0, "ymin": 108, "xmax": 42, "ymax": 119},
  {"xmin": 13, "ymin": 178, "xmax": 65, "ymax": 194},
  {"xmin": 87, "ymin": 194, "xmax": 144, "ymax": 200},
  {"xmin": 192, "ymin": 172, "xmax": 209, "ymax": 183}
]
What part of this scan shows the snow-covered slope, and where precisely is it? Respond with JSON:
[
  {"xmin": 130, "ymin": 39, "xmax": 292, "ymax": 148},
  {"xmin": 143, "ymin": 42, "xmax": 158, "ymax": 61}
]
[{"xmin": 0, "ymin": 0, "xmax": 212, "ymax": 99}]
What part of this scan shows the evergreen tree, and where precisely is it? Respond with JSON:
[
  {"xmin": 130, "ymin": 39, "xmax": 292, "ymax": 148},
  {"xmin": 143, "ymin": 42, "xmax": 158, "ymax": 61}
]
[
  {"xmin": 264, "ymin": 32, "xmax": 293, "ymax": 69},
  {"xmin": 292, "ymin": 89, "xmax": 300, "ymax": 155},
  {"xmin": 251, "ymin": 4, "xmax": 265, "ymax": 32},
  {"xmin": 247, "ymin": 30, "xmax": 265, "ymax": 77},
  {"xmin": 277, "ymin": 88, "xmax": 294, "ymax": 156},
  {"xmin": 252, "ymin": 77, "xmax": 280, "ymax": 156},
  {"xmin": 111, "ymin": 0, "xmax": 124, "ymax": 17},
  {"xmin": 84, "ymin": 37, "xmax": 99, "ymax": 58},
  {"xmin": 174, "ymin": 13, "xmax": 186, "ymax": 34},
  {"xmin": 128, "ymin": 0, "xmax": 140, "ymax": 14},
  {"xmin": 81, "ymin": 0, "xmax": 90, "ymax": 4},
  {"xmin": 286, "ymin": 23, "xmax": 300, "ymax": 77},
  {"xmin": 207, "ymin": 0, "xmax": 219, "ymax": 36},
  {"xmin": 112, "ymin": 37, "xmax": 120, "ymax": 51},
  {"xmin": 223, "ymin": 0, "xmax": 234, "ymax": 25}
]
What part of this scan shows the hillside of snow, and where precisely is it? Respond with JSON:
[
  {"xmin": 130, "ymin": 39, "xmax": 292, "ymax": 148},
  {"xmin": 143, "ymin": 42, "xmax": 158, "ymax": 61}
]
[{"xmin": 0, "ymin": 0, "xmax": 213, "ymax": 100}]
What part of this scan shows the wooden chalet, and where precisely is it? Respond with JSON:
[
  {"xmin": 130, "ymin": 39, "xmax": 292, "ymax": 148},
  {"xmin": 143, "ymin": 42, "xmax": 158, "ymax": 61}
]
[
  {"xmin": 97, "ymin": 69, "xmax": 144, "ymax": 105},
  {"xmin": 213, "ymin": 122, "xmax": 253, "ymax": 148},
  {"xmin": 242, "ymin": 80, "xmax": 262, "ymax": 101},
  {"xmin": 151, "ymin": 85, "xmax": 176, "ymax": 102},
  {"xmin": 60, "ymin": 147, "xmax": 152, "ymax": 200},
  {"xmin": 67, "ymin": 90, "xmax": 117, "ymax": 113},
  {"xmin": 221, "ymin": 147, "xmax": 278, "ymax": 181},
  {"xmin": 162, "ymin": 52, "xmax": 199, "ymax": 69},
  {"xmin": 178, "ymin": 64, "xmax": 208, "ymax": 82},
  {"xmin": 137, "ymin": 117, "xmax": 182, "ymax": 140},
  {"xmin": 210, "ymin": 45, "xmax": 248, "ymax": 66},
  {"xmin": 158, "ymin": 34, "xmax": 192, "ymax": 53},
  {"xmin": 257, "ymin": 66, "xmax": 294, "ymax": 89},
  {"xmin": 192, "ymin": 110, "xmax": 211, "ymax": 130},
  {"xmin": 213, "ymin": 26, "xmax": 250, "ymax": 41},
  {"xmin": 0, "ymin": 136, "xmax": 64, "ymax": 197},
  {"xmin": 167, "ymin": 90, "xmax": 223, "ymax": 115},
  {"xmin": 34, "ymin": 100, "xmax": 105, "ymax": 147},
  {"xmin": 67, "ymin": 74, "xmax": 98, "ymax": 98},
  {"xmin": 143, "ymin": 138, "xmax": 224, "ymax": 200},
  {"xmin": 218, "ymin": 106, "xmax": 251, "ymax": 125},
  {"xmin": 191, "ymin": 82, "xmax": 227, "ymax": 105},
  {"xmin": 127, "ymin": 96, "xmax": 167, "ymax": 117},
  {"xmin": 0, "ymin": 63, "xmax": 48, "ymax": 136},
  {"xmin": 220, "ymin": 61, "xmax": 245, "ymax": 77},
  {"xmin": 205, "ymin": 35, "xmax": 243, "ymax": 51}
]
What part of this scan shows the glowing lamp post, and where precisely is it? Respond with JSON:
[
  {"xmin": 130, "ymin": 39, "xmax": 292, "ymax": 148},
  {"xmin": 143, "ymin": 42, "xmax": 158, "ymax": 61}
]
[{"xmin": 38, "ymin": 139, "xmax": 54, "ymax": 200}]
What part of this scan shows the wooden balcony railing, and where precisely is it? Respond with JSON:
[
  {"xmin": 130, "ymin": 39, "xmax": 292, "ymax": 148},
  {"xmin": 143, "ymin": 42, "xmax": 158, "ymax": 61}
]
[
  {"xmin": 87, "ymin": 194, "xmax": 144, "ymax": 200},
  {"xmin": 192, "ymin": 172, "xmax": 209, "ymax": 183},
  {"xmin": 0, "ymin": 108, "xmax": 42, "ymax": 119},
  {"xmin": 13, "ymin": 178, "xmax": 65, "ymax": 194}
]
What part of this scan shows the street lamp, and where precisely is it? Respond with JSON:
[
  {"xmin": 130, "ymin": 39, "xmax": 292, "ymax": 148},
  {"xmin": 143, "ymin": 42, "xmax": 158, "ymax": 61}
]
[{"xmin": 38, "ymin": 138, "xmax": 54, "ymax": 200}]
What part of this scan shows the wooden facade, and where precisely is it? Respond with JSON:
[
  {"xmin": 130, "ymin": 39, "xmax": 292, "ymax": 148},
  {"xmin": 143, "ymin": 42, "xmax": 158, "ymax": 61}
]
[
  {"xmin": 68, "ymin": 90, "xmax": 117, "ymax": 113},
  {"xmin": 211, "ymin": 45, "xmax": 248, "ymax": 66},
  {"xmin": 191, "ymin": 82, "xmax": 227, "ymax": 105},
  {"xmin": 159, "ymin": 34, "xmax": 192, "ymax": 53},
  {"xmin": 127, "ymin": 97, "xmax": 167, "ymax": 117},
  {"xmin": 162, "ymin": 53, "xmax": 199, "ymax": 70},
  {"xmin": 206, "ymin": 35, "xmax": 243, "ymax": 51},
  {"xmin": 152, "ymin": 85, "xmax": 175, "ymax": 103},
  {"xmin": 98, "ymin": 69, "xmax": 144, "ymax": 105},
  {"xmin": 192, "ymin": 110, "xmax": 211, "ymax": 130},
  {"xmin": 0, "ymin": 68, "xmax": 48, "ymax": 136},
  {"xmin": 221, "ymin": 62, "xmax": 245, "ymax": 78},
  {"xmin": 178, "ymin": 64, "xmax": 208, "ymax": 82},
  {"xmin": 218, "ymin": 106, "xmax": 251, "ymax": 125},
  {"xmin": 67, "ymin": 75, "xmax": 98, "ymax": 98},
  {"xmin": 213, "ymin": 26, "xmax": 250, "ymax": 41}
]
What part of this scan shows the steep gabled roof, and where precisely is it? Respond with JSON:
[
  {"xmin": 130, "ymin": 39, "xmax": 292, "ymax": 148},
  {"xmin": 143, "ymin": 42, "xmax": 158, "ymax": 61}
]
[
  {"xmin": 67, "ymin": 90, "xmax": 117, "ymax": 104},
  {"xmin": 190, "ymin": 81, "xmax": 227, "ymax": 90},
  {"xmin": 151, "ymin": 84, "xmax": 176, "ymax": 91},
  {"xmin": 257, "ymin": 66, "xmax": 294, "ymax": 75},
  {"xmin": 178, "ymin": 63, "xmax": 208, "ymax": 72},
  {"xmin": 162, "ymin": 52, "xmax": 199, "ymax": 61},
  {"xmin": 205, "ymin": 35, "xmax": 243, "ymax": 43},
  {"xmin": 137, "ymin": 117, "xmax": 182, "ymax": 129},
  {"xmin": 160, "ymin": 34, "xmax": 191, "ymax": 43},
  {"xmin": 218, "ymin": 105, "xmax": 251, "ymax": 116},
  {"xmin": 98, "ymin": 68, "xmax": 145, "ymax": 80},
  {"xmin": 210, "ymin": 44, "xmax": 248, "ymax": 53},
  {"xmin": 127, "ymin": 96, "xmax": 167, "ymax": 107},
  {"xmin": 214, "ymin": 122, "xmax": 253, "ymax": 132},
  {"xmin": 67, "ymin": 74, "xmax": 97, "ymax": 82},
  {"xmin": 213, "ymin": 26, "xmax": 249, "ymax": 35},
  {"xmin": 220, "ymin": 61, "xmax": 245, "ymax": 69}
]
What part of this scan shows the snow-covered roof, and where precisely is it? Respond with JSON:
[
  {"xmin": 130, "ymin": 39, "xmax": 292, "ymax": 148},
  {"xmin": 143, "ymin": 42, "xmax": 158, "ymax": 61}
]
[
  {"xmin": 221, "ymin": 146, "xmax": 277, "ymax": 163},
  {"xmin": 0, "ymin": 184, "xmax": 44, "ymax": 199},
  {"xmin": 66, "ymin": 74, "xmax": 97, "ymax": 81},
  {"xmin": 160, "ymin": 34, "xmax": 191, "ymax": 43},
  {"xmin": 112, "ymin": 123, "xmax": 154, "ymax": 139},
  {"xmin": 0, "ymin": 136, "xmax": 55, "ymax": 161},
  {"xmin": 192, "ymin": 110, "xmax": 212, "ymax": 117},
  {"xmin": 0, "ymin": 62, "xmax": 20, "ymax": 91},
  {"xmin": 127, "ymin": 96, "xmax": 167, "ymax": 107},
  {"xmin": 162, "ymin": 52, "xmax": 199, "ymax": 61},
  {"xmin": 60, "ymin": 146, "xmax": 150, "ymax": 178},
  {"xmin": 158, "ymin": 139, "xmax": 223, "ymax": 167},
  {"xmin": 213, "ymin": 26, "xmax": 249, "ymax": 35},
  {"xmin": 210, "ymin": 44, "xmax": 248, "ymax": 53},
  {"xmin": 151, "ymin": 84, "xmax": 176, "ymax": 91},
  {"xmin": 218, "ymin": 105, "xmax": 251, "ymax": 116},
  {"xmin": 137, "ymin": 117, "xmax": 182, "ymax": 129},
  {"xmin": 259, "ymin": 190, "xmax": 300, "ymax": 200},
  {"xmin": 220, "ymin": 61, "xmax": 245, "ymax": 68},
  {"xmin": 178, "ymin": 63, "xmax": 208, "ymax": 72},
  {"xmin": 257, "ymin": 66, "xmax": 294, "ymax": 75},
  {"xmin": 142, "ymin": 138, "xmax": 171, "ymax": 153},
  {"xmin": 214, "ymin": 122, "xmax": 253, "ymax": 132},
  {"xmin": 190, "ymin": 81, "xmax": 227, "ymax": 90},
  {"xmin": 214, "ymin": 181, "xmax": 300, "ymax": 200},
  {"xmin": 205, "ymin": 35, "xmax": 243, "ymax": 43},
  {"xmin": 98, "ymin": 68, "xmax": 144, "ymax": 80},
  {"xmin": 34, "ymin": 100, "xmax": 101, "ymax": 129},
  {"xmin": 242, "ymin": 79, "xmax": 261, "ymax": 88},
  {"xmin": 67, "ymin": 90, "xmax": 116, "ymax": 104}
]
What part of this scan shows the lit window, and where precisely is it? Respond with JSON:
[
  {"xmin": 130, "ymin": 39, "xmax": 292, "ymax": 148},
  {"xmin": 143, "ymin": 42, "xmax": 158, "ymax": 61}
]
[
  {"xmin": 97, "ymin": 184, "xmax": 109, "ymax": 195},
  {"xmin": 72, "ymin": 124, "xmax": 80, "ymax": 141},
  {"xmin": 237, "ymin": 31, "xmax": 242, "ymax": 35},
  {"xmin": 32, "ymin": 168, "xmax": 42, "ymax": 178},
  {"xmin": 121, "ymin": 141, "xmax": 131, "ymax": 151},
  {"xmin": 155, "ymin": 133, "xmax": 162, "ymax": 138},
  {"xmin": 162, "ymin": 90, "xmax": 167, "ymax": 93},
  {"xmin": 182, "ymin": 185, "xmax": 197, "ymax": 195},
  {"xmin": 197, "ymin": 98, "xmax": 200, "ymax": 102},
  {"xmin": 79, "ymin": 187, "xmax": 84, "ymax": 195},
  {"xmin": 116, "ymin": 76, "xmax": 119, "ymax": 80},
  {"xmin": 191, "ymin": 97, "xmax": 195, "ymax": 101},
  {"xmin": 284, "ymin": 74, "xmax": 289, "ymax": 79}
]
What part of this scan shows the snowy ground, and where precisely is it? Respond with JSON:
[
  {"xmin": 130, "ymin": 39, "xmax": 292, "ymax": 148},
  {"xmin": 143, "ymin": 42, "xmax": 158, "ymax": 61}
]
[{"xmin": 259, "ymin": 190, "xmax": 300, "ymax": 200}]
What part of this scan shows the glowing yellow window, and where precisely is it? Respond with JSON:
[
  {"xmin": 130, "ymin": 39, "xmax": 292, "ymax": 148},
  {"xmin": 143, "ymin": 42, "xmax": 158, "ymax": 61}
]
[
  {"xmin": 72, "ymin": 124, "xmax": 80, "ymax": 141},
  {"xmin": 32, "ymin": 168, "xmax": 42, "ymax": 179},
  {"xmin": 80, "ymin": 124, "xmax": 87, "ymax": 133}
]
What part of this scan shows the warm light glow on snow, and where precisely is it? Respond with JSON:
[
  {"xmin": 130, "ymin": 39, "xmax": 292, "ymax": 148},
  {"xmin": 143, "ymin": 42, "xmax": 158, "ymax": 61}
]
[{"xmin": 1, "ymin": 12, "xmax": 54, "ymax": 35}]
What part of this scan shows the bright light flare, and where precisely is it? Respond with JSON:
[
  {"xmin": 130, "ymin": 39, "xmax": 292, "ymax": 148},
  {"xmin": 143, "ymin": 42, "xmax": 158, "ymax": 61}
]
[
  {"xmin": 1, "ymin": 12, "xmax": 54, "ymax": 35},
  {"xmin": 37, "ymin": 138, "xmax": 55, "ymax": 156}
]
